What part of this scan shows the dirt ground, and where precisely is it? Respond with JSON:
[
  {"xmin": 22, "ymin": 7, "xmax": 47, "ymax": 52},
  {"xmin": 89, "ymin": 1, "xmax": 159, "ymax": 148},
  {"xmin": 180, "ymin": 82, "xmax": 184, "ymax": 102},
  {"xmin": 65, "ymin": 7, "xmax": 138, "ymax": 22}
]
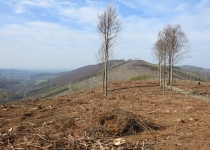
[
  {"xmin": 174, "ymin": 80, "xmax": 210, "ymax": 98},
  {"xmin": 1, "ymin": 79, "xmax": 210, "ymax": 149}
]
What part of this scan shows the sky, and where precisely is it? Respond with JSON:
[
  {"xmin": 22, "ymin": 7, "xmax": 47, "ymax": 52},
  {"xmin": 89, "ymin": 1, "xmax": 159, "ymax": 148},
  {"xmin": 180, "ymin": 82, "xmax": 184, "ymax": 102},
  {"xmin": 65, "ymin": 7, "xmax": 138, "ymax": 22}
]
[{"xmin": 0, "ymin": 0, "xmax": 210, "ymax": 71}]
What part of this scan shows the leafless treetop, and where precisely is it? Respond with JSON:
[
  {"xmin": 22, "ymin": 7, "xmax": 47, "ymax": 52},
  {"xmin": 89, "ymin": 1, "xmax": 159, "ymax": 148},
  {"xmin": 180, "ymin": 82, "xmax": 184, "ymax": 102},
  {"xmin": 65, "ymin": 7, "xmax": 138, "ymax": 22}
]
[{"xmin": 97, "ymin": 3, "xmax": 122, "ymax": 50}]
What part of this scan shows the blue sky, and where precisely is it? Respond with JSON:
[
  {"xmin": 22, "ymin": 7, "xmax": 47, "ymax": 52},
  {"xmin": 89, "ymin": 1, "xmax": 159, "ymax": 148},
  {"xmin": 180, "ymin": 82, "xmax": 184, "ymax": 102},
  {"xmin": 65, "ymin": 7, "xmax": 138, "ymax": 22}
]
[{"xmin": 0, "ymin": 0, "xmax": 210, "ymax": 71}]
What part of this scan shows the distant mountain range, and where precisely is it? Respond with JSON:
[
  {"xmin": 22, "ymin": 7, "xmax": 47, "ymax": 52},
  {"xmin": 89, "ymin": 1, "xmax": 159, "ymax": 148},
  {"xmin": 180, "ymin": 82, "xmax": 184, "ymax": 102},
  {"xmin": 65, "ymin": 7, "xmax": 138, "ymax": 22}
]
[
  {"xmin": 177, "ymin": 65, "xmax": 210, "ymax": 73},
  {"xmin": 0, "ymin": 59, "xmax": 209, "ymax": 101},
  {"xmin": 0, "ymin": 69, "xmax": 39, "ymax": 79}
]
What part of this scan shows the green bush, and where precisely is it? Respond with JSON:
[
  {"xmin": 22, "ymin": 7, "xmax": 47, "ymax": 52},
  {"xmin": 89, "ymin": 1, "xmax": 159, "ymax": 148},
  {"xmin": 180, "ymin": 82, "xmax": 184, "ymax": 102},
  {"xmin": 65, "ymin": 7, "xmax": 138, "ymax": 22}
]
[{"xmin": 130, "ymin": 75, "xmax": 155, "ymax": 81}]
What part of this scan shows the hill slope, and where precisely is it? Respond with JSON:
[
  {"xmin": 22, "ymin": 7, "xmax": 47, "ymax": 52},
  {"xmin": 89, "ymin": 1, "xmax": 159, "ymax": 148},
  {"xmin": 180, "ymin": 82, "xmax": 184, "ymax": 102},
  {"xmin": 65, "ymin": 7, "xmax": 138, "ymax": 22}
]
[
  {"xmin": 1, "ymin": 79, "xmax": 210, "ymax": 149},
  {"xmin": 178, "ymin": 65, "xmax": 210, "ymax": 73},
  {"xmin": 25, "ymin": 60, "xmax": 209, "ymax": 99},
  {"xmin": 2, "ymin": 59, "xmax": 208, "ymax": 101}
]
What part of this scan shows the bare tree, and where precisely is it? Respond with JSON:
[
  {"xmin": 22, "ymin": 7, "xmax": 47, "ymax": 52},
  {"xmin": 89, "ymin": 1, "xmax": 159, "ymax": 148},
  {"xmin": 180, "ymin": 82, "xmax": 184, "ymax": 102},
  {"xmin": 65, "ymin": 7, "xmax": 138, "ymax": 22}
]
[
  {"xmin": 154, "ymin": 24, "xmax": 190, "ymax": 94},
  {"xmin": 203, "ymin": 70, "xmax": 210, "ymax": 83},
  {"xmin": 153, "ymin": 29, "xmax": 171, "ymax": 95},
  {"xmin": 95, "ymin": 44, "xmax": 105, "ymax": 92},
  {"xmin": 152, "ymin": 36, "xmax": 165, "ymax": 87},
  {"xmin": 158, "ymin": 31, "xmax": 169, "ymax": 94},
  {"xmin": 164, "ymin": 24, "xmax": 190, "ymax": 91},
  {"xmin": 95, "ymin": 43, "xmax": 114, "ymax": 92},
  {"xmin": 97, "ymin": 3, "xmax": 121, "ymax": 96}
]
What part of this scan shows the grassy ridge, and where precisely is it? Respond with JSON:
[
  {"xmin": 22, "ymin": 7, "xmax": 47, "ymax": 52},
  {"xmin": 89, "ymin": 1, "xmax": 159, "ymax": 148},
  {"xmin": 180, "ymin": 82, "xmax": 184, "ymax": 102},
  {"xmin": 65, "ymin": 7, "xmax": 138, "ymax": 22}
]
[
  {"xmin": 41, "ymin": 85, "xmax": 69, "ymax": 98},
  {"xmin": 130, "ymin": 75, "xmax": 156, "ymax": 81},
  {"xmin": 34, "ymin": 75, "xmax": 57, "ymax": 85}
]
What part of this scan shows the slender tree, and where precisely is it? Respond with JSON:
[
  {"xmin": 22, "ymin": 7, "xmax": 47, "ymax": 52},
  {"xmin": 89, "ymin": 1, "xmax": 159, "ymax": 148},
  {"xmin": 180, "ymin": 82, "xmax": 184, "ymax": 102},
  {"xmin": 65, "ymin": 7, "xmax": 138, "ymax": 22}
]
[
  {"xmin": 165, "ymin": 24, "xmax": 190, "ymax": 91},
  {"xmin": 152, "ymin": 36, "xmax": 164, "ymax": 87},
  {"xmin": 158, "ymin": 31, "xmax": 168, "ymax": 94},
  {"xmin": 95, "ymin": 43, "xmax": 114, "ymax": 92},
  {"xmin": 154, "ymin": 24, "xmax": 190, "ymax": 94},
  {"xmin": 97, "ymin": 3, "xmax": 121, "ymax": 96},
  {"xmin": 153, "ymin": 29, "xmax": 170, "ymax": 95},
  {"xmin": 95, "ymin": 44, "xmax": 105, "ymax": 92}
]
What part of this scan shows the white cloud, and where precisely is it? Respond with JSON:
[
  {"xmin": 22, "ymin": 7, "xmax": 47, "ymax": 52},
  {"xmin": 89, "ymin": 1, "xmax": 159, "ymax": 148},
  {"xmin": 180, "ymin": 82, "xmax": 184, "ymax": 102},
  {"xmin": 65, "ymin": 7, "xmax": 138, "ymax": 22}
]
[
  {"xmin": 14, "ymin": 7, "xmax": 25, "ymax": 14},
  {"xmin": 0, "ymin": 21, "xmax": 99, "ymax": 70},
  {"xmin": 9, "ymin": 0, "xmax": 54, "ymax": 14},
  {"xmin": 118, "ymin": 0, "xmax": 193, "ymax": 15},
  {"xmin": 0, "ymin": 0, "xmax": 210, "ymax": 69},
  {"xmin": 115, "ymin": 1, "xmax": 210, "ymax": 67},
  {"xmin": 7, "ymin": 0, "xmax": 102, "ymax": 27},
  {"xmin": 19, "ymin": 0, "xmax": 51, "ymax": 7},
  {"xmin": 117, "ymin": 0, "xmax": 137, "ymax": 9},
  {"xmin": 196, "ymin": 0, "xmax": 210, "ymax": 9},
  {"xmin": 58, "ymin": 6, "xmax": 98, "ymax": 26}
]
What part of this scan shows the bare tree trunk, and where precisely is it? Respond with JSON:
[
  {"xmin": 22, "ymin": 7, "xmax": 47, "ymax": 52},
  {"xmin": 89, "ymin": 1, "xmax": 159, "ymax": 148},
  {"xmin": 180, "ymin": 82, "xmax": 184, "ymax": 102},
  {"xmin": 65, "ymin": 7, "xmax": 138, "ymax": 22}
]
[
  {"xmin": 190, "ymin": 71, "xmax": 192, "ymax": 81},
  {"xmin": 197, "ymin": 72, "xmax": 198, "ymax": 81},
  {"xmin": 203, "ymin": 70, "xmax": 210, "ymax": 82},
  {"xmin": 168, "ymin": 56, "xmax": 171, "ymax": 85},
  {"xmin": 104, "ymin": 52, "xmax": 108, "ymax": 96},
  {"xmin": 170, "ymin": 65, "xmax": 173, "ymax": 91},
  {"xmin": 157, "ymin": 62, "xmax": 160, "ymax": 85},
  {"xmin": 163, "ymin": 60, "xmax": 166, "ymax": 95},
  {"xmin": 160, "ymin": 63, "xmax": 162, "ymax": 87},
  {"xmin": 102, "ymin": 69, "xmax": 105, "ymax": 92},
  {"xmin": 170, "ymin": 52, "xmax": 174, "ymax": 91}
]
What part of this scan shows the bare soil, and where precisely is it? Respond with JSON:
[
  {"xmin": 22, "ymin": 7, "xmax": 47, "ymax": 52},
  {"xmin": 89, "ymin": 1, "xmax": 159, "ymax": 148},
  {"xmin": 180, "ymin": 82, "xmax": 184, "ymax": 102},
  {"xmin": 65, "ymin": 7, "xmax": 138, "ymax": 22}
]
[
  {"xmin": 174, "ymin": 80, "xmax": 210, "ymax": 98},
  {"xmin": 1, "ymin": 79, "xmax": 210, "ymax": 149}
]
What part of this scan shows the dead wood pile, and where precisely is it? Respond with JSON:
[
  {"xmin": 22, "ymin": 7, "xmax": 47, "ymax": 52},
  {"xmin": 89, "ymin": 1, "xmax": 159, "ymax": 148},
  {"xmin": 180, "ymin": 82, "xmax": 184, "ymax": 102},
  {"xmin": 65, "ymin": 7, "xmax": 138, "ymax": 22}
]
[{"xmin": 0, "ymin": 108, "xmax": 159, "ymax": 149}]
